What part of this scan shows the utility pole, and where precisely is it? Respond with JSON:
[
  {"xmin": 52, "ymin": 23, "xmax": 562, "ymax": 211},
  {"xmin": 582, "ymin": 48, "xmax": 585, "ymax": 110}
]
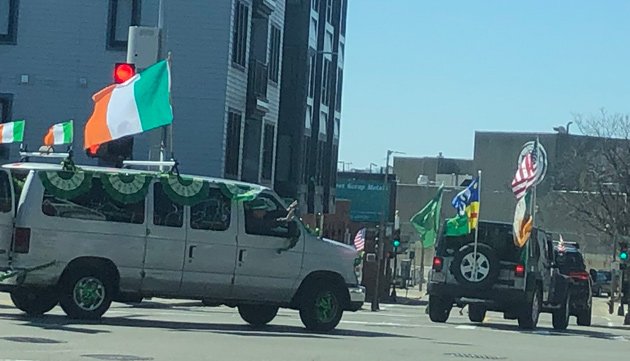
[{"xmin": 372, "ymin": 149, "xmax": 403, "ymax": 311}]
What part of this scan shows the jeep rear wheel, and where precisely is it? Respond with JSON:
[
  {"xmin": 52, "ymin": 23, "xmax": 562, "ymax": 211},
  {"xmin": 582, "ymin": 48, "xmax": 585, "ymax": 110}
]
[
  {"xmin": 451, "ymin": 243, "xmax": 499, "ymax": 289},
  {"xmin": 552, "ymin": 294, "xmax": 570, "ymax": 330},
  {"xmin": 518, "ymin": 288, "xmax": 541, "ymax": 330},
  {"xmin": 576, "ymin": 307, "xmax": 592, "ymax": 326},
  {"xmin": 428, "ymin": 295, "xmax": 452, "ymax": 323},
  {"xmin": 11, "ymin": 288, "xmax": 58, "ymax": 316},
  {"xmin": 468, "ymin": 305, "xmax": 486, "ymax": 323}
]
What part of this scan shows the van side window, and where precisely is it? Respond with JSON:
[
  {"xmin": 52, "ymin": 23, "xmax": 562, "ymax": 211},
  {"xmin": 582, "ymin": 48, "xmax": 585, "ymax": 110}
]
[
  {"xmin": 153, "ymin": 183, "xmax": 183, "ymax": 227},
  {"xmin": 0, "ymin": 172, "xmax": 11, "ymax": 213},
  {"xmin": 244, "ymin": 194, "xmax": 291, "ymax": 237},
  {"xmin": 42, "ymin": 177, "xmax": 145, "ymax": 224},
  {"xmin": 190, "ymin": 188, "xmax": 231, "ymax": 231}
]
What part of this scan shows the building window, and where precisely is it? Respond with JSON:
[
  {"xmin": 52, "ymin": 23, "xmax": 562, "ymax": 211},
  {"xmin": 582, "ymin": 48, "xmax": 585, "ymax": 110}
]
[
  {"xmin": 305, "ymin": 104, "xmax": 313, "ymax": 130},
  {"xmin": 268, "ymin": 25, "xmax": 281, "ymax": 83},
  {"xmin": 335, "ymin": 68, "xmax": 343, "ymax": 111},
  {"xmin": 319, "ymin": 111, "xmax": 327, "ymax": 135},
  {"xmin": 312, "ymin": 0, "xmax": 320, "ymax": 12},
  {"xmin": 232, "ymin": 1, "xmax": 249, "ymax": 68},
  {"xmin": 0, "ymin": 0, "xmax": 19, "ymax": 45},
  {"xmin": 334, "ymin": 118, "xmax": 340, "ymax": 140},
  {"xmin": 0, "ymin": 94, "xmax": 13, "ymax": 123},
  {"xmin": 107, "ymin": 0, "xmax": 141, "ymax": 50},
  {"xmin": 308, "ymin": 54, "xmax": 316, "ymax": 98},
  {"xmin": 321, "ymin": 59, "xmax": 331, "ymax": 106},
  {"xmin": 326, "ymin": 0, "xmax": 333, "ymax": 23},
  {"xmin": 316, "ymin": 140, "xmax": 326, "ymax": 182},
  {"xmin": 262, "ymin": 124, "xmax": 275, "ymax": 180},
  {"xmin": 224, "ymin": 111, "xmax": 242, "ymax": 178}
]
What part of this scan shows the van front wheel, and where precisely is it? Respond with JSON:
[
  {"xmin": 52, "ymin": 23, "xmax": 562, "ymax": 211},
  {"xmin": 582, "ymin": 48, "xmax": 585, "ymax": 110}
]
[
  {"xmin": 59, "ymin": 268, "xmax": 113, "ymax": 320},
  {"xmin": 11, "ymin": 288, "xmax": 58, "ymax": 316},
  {"xmin": 299, "ymin": 282, "xmax": 344, "ymax": 332}
]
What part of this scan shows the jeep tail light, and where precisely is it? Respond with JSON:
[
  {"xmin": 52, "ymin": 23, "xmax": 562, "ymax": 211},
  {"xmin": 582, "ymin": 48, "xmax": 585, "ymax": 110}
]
[
  {"xmin": 432, "ymin": 256, "xmax": 443, "ymax": 272},
  {"xmin": 569, "ymin": 271, "xmax": 590, "ymax": 281},
  {"xmin": 12, "ymin": 227, "xmax": 30, "ymax": 254},
  {"xmin": 515, "ymin": 264, "xmax": 525, "ymax": 278}
]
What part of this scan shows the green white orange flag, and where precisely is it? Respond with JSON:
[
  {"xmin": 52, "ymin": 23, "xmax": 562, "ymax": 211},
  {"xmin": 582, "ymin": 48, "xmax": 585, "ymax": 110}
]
[
  {"xmin": 84, "ymin": 60, "xmax": 173, "ymax": 149},
  {"xmin": 0, "ymin": 120, "xmax": 25, "ymax": 144},
  {"xmin": 44, "ymin": 120, "xmax": 73, "ymax": 145}
]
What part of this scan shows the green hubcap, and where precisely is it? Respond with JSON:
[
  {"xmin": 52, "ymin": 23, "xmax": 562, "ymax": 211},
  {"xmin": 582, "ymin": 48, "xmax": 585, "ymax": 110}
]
[
  {"xmin": 73, "ymin": 277, "xmax": 105, "ymax": 311},
  {"xmin": 315, "ymin": 291, "xmax": 338, "ymax": 323}
]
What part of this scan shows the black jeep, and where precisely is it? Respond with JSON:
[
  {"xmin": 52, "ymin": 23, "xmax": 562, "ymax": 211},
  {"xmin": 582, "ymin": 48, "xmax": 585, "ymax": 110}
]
[
  {"xmin": 427, "ymin": 221, "xmax": 571, "ymax": 330},
  {"xmin": 553, "ymin": 241, "xmax": 592, "ymax": 326}
]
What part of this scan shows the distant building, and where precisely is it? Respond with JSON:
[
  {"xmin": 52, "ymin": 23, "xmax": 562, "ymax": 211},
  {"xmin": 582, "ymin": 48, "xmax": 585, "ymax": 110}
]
[{"xmin": 275, "ymin": 0, "xmax": 348, "ymax": 214}]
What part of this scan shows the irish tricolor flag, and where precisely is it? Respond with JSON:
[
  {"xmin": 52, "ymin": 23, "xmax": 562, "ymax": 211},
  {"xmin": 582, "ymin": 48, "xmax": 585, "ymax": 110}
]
[
  {"xmin": 84, "ymin": 60, "xmax": 173, "ymax": 149},
  {"xmin": 0, "ymin": 120, "xmax": 25, "ymax": 144},
  {"xmin": 44, "ymin": 120, "xmax": 73, "ymax": 145}
]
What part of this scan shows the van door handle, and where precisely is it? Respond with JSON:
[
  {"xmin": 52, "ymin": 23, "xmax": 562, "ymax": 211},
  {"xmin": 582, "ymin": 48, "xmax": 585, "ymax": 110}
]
[
  {"xmin": 189, "ymin": 245, "xmax": 196, "ymax": 259},
  {"xmin": 238, "ymin": 249, "xmax": 246, "ymax": 262}
]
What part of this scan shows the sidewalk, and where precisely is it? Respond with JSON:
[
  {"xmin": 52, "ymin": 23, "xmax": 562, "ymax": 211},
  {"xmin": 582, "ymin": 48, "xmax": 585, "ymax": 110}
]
[{"xmin": 380, "ymin": 286, "xmax": 427, "ymax": 306}]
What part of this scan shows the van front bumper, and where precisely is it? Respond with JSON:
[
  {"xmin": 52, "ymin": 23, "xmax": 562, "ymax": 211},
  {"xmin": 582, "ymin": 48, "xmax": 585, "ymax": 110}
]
[{"xmin": 347, "ymin": 285, "xmax": 366, "ymax": 311}]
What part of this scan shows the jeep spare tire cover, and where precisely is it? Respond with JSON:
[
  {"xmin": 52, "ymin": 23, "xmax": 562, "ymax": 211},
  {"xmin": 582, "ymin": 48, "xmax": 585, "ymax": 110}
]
[{"xmin": 451, "ymin": 243, "xmax": 499, "ymax": 289}]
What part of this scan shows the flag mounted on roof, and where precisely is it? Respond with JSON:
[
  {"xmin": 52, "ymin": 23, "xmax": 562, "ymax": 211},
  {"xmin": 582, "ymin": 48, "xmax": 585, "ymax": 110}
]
[
  {"xmin": 84, "ymin": 59, "xmax": 173, "ymax": 149},
  {"xmin": 0, "ymin": 120, "xmax": 25, "ymax": 144},
  {"xmin": 44, "ymin": 120, "xmax": 73, "ymax": 145}
]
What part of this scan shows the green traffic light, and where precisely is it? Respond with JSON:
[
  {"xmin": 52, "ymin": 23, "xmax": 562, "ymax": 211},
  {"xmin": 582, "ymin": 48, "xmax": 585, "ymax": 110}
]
[
  {"xmin": 620, "ymin": 251, "xmax": 629, "ymax": 261},
  {"xmin": 393, "ymin": 240, "xmax": 401, "ymax": 248}
]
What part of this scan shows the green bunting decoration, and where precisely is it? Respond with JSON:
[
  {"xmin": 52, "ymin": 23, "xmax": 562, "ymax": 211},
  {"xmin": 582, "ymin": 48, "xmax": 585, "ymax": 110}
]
[
  {"xmin": 39, "ymin": 171, "xmax": 93, "ymax": 200},
  {"xmin": 101, "ymin": 173, "xmax": 152, "ymax": 204},
  {"xmin": 160, "ymin": 175, "xmax": 210, "ymax": 206},
  {"xmin": 218, "ymin": 182, "xmax": 262, "ymax": 202}
]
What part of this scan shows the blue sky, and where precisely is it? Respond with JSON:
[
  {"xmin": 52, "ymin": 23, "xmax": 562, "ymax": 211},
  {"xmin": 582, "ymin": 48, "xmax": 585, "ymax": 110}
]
[{"xmin": 339, "ymin": 0, "xmax": 630, "ymax": 168}]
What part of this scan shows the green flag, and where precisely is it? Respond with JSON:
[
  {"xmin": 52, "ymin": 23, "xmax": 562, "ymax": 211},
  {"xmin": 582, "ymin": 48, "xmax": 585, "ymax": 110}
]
[
  {"xmin": 445, "ymin": 213, "xmax": 470, "ymax": 236},
  {"xmin": 410, "ymin": 185, "xmax": 444, "ymax": 248}
]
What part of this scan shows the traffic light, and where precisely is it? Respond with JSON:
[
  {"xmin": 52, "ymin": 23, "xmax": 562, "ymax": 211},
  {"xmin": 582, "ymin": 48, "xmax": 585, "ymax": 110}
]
[
  {"xmin": 391, "ymin": 229, "xmax": 401, "ymax": 250},
  {"xmin": 114, "ymin": 63, "xmax": 136, "ymax": 84},
  {"xmin": 86, "ymin": 136, "xmax": 134, "ymax": 167},
  {"xmin": 619, "ymin": 242, "xmax": 629, "ymax": 262}
]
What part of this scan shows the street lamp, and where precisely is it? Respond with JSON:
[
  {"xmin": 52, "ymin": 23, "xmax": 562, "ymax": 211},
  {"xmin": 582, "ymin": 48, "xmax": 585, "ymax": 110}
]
[
  {"xmin": 372, "ymin": 149, "xmax": 404, "ymax": 311},
  {"xmin": 369, "ymin": 163, "xmax": 378, "ymax": 173}
]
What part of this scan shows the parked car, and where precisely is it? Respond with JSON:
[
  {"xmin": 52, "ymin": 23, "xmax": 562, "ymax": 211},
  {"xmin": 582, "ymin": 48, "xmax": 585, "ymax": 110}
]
[
  {"xmin": 427, "ymin": 221, "xmax": 571, "ymax": 330},
  {"xmin": 590, "ymin": 269, "xmax": 612, "ymax": 297},
  {"xmin": 553, "ymin": 242, "xmax": 592, "ymax": 326},
  {"xmin": 0, "ymin": 162, "xmax": 365, "ymax": 332}
]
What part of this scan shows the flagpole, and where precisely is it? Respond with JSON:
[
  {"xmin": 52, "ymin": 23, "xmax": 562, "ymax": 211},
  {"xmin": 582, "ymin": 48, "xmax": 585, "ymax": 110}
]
[{"xmin": 472, "ymin": 170, "xmax": 482, "ymax": 281}]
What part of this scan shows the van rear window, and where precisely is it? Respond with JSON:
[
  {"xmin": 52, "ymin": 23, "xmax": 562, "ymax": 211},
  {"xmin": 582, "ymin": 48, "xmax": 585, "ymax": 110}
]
[{"xmin": 42, "ymin": 177, "xmax": 145, "ymax": 224}]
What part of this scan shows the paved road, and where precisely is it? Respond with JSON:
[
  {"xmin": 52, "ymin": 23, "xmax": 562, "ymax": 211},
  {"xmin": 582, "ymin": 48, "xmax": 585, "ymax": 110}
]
[{"xmin": 0, "ymin": 294, "xmax": 626, "ymax": 361}]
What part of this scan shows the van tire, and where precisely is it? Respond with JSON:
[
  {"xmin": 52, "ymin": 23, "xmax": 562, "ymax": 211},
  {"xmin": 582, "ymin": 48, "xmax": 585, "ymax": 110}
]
[
  {"xmin": 299, "ymin": 281, "xmax": 344, "ymax": 332},
  {"xmin": 59, "ymin": 268, "xmax": 113, "ymax": 320},
  {"xmin": 238, "ymin": 305, "xmax": 279, "ymax": 326},
  {"xmin": 10, "ymin": 288, "xmax": 58, "ymax": 316}
]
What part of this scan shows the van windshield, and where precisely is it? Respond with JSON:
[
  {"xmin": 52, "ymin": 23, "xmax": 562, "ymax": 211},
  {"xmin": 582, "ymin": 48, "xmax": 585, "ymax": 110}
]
[{"xmin": 437, "ymin": 222, "xmax": 524, "ymax": 263}]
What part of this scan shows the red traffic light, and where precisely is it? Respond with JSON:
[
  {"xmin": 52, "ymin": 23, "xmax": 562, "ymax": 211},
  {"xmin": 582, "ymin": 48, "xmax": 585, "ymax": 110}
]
[{"xmin": 113, "ymin": 63, "xmax": 136, "ymax": 84}]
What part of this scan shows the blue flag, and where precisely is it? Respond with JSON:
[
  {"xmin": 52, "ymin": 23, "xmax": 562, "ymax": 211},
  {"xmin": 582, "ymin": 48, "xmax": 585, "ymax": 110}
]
[{"xmin": 451, "ymin": 178, "xmax": 479, "ymax": 216}]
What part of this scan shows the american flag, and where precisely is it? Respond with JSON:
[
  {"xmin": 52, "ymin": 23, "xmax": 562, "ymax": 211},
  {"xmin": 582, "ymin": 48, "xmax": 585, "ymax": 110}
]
[
  {"xmin": 511, "ymin": 142, "xmax": 538, "ymax": 199},
  {"xmin": 353, "ymin": 228, "xmax": 366, "ymax": 252}
]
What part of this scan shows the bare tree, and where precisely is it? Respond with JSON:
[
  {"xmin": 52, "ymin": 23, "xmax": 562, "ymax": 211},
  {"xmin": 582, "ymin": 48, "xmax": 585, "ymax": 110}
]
[{"xmin": 556, "ymin": 109, "xmax": 630, "ymax": 242}]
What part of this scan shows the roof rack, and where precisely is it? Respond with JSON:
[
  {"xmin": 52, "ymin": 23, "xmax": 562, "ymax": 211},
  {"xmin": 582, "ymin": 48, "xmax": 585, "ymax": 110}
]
[
  {"xmin": 122, "ymin": 159, "xmax": 178, "ymax": 173},
  {"xmin": 19, "ymin": 145, "xmax": 72, "ymax": 162}
]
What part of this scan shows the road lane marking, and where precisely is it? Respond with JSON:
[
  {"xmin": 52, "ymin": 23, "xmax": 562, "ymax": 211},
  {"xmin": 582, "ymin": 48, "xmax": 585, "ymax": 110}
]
[{"xmin": 455, "ymin": 325, "xmax": 477, "ymax": 330}]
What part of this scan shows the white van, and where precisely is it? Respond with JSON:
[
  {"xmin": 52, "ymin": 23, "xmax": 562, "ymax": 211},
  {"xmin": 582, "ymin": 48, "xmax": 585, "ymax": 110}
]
[{"xmin": 0, "ymin": 162, "xmax": 365, "ymax": 332}]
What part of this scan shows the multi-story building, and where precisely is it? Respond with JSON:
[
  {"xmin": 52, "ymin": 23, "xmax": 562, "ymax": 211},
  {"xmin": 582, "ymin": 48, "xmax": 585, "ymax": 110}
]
[
  {"xmin": 275, "ymin": 0, "xmax": 347, "ymax": 213},
  {"xmin": 0, "ymin": 0, "xmax": 285, "ymax": 186}
]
